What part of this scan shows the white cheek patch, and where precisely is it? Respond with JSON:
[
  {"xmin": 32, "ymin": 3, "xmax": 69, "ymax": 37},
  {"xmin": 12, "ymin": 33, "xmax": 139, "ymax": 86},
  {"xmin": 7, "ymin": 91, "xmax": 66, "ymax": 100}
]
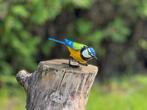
[{"xmin": 82, "ymin": 49, "xmax": 91, "ymax": 58}]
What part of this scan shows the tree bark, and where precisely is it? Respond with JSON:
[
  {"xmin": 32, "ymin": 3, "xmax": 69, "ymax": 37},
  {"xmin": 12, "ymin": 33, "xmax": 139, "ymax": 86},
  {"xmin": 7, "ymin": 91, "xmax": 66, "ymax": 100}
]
[{"xmin": 16, "ymin": 59, "xmax": 98, "ymax": 110}]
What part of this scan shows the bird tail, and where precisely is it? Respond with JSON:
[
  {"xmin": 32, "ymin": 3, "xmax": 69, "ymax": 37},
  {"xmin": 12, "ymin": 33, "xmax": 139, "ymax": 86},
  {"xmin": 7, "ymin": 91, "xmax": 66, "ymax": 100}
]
[{"xmin": 48, "ymin": 37, "xmax": 65, "ymax": 45}]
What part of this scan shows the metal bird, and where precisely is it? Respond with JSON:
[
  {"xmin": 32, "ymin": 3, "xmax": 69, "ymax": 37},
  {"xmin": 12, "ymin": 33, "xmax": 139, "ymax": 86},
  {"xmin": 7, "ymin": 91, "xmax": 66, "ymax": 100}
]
[{"xmin": 48, "ymin": 37, "xmax": 97, "ymax": 67}]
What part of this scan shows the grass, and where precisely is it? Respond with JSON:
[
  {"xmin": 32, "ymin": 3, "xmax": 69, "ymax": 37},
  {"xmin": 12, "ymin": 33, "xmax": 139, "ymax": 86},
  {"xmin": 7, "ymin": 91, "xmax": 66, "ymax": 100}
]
[
  {"xmin": 0, "ymin": 74, "xmax": 147, "ymax": 110},
  {"xmin": 0, "ymin": 75, "xmax": 26, "ymax": 110},
  {"xmin": 86, "ymin": 75, "xmax": 147, "ymax": 110}
]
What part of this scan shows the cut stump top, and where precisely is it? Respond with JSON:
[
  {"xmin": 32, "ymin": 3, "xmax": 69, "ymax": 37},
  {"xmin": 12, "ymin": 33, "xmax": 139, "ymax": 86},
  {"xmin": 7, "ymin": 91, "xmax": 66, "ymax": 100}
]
[{"xmin": 39, "ymin": 59, "xmax": 98, "ymax": 74}]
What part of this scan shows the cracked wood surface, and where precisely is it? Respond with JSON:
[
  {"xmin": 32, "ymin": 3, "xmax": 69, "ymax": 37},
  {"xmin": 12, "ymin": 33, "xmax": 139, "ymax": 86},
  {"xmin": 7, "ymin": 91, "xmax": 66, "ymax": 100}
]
[{"xmin": 16, "ymin": 59, "xmax": 98, "ymax": 110}]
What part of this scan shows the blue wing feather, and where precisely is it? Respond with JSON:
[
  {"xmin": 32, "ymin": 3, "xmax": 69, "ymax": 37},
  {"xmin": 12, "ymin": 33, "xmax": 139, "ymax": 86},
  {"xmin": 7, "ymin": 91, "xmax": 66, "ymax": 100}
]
[{"xmin": 64, "ymin": 39, "xmax": 74, "ymax": 48}]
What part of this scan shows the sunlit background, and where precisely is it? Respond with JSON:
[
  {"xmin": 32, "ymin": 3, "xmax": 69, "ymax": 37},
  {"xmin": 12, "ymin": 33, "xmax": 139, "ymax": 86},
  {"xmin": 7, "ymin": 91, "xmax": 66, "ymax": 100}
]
[{"xmin": 0, "ymin": 0, "xmax": 147, "ymax": 110}]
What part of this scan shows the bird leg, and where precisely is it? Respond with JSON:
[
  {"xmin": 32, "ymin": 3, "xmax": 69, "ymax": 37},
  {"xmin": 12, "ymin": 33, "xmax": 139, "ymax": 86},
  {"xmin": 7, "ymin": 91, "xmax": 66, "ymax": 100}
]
[
  {"xmin": 82, "ymin": 63, "xmax": 88, "ymax": 66},
  {"xmin": 69, "ymin": 57, "xmax": 80, "ymax": 68}
]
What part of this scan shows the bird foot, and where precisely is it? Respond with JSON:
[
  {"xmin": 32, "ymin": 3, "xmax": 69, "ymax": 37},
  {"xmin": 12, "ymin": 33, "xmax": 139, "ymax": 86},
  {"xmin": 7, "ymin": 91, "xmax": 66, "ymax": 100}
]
[
  {"xmin": 69, "ymin": 63, "xmax": 80, "ymax": 68},
  {"xmin": 69, "ymin": 58, "xmax": 80, "ymax": 68}
]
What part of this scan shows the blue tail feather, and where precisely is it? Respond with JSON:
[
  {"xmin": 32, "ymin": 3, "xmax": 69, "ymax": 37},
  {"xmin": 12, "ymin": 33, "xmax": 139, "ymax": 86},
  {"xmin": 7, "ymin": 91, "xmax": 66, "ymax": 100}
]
[
  {"xmin": 48, "ymin": 37, "xmax": 74, "ymax": 48},
  {"xmin": 48, "ymin": 37, "xmax": 65, "ymax": 45}
]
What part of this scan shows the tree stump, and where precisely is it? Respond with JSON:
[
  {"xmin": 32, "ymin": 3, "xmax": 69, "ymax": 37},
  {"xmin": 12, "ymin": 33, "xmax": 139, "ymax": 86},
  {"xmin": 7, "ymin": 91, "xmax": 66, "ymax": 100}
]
[{"xmin": 16, "ymin": 59, "xmax": 98, "ymax": 110}]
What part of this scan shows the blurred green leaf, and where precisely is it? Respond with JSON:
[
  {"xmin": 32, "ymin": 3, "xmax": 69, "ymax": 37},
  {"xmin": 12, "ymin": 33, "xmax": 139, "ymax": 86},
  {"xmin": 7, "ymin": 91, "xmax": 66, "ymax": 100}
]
[
  {"xmin": 47, "ymin": 0, "xmax": 62, "ymax": 19},
  {"xmin": 105, "ymin": 18, "xmax": 130, "ymax": 43},
  {"xmin": 72, "ymin": 0, "xmax": 92, "ymax": 8},
  {"xmin": 0, "ymin": 2, "xmax": 8, "ymax": 19},
  {"xmin": 31, "ymin": 8, "xmax": 49, "ymax": 24},
  {"xmin": 0, "ymin": 62, "xmax": 13, "ymax": 75},
  {"xmin": 89, "ymin": 30, "xmax": 104, "ymax": 43},
  {"xmin": 136, "ymin": 0, "xmax": 147, "ymax": 17},
  {"xmin": 76, "ymin": 19, "xmax": 93, "ymax": 35},
  {"xmin": 42, "ymin": 41, "xmax": 55, "ymax": 56},
  {"xmin": 12, "ymin": 5, "xmax": 29, "ymax": 18},
  {"xmin": 139, "ymin": 39, "xmax": 147, "ymax": 50},
  {"xmin": 31, "ymin": 0, "xmax": 62, "ymax": 24}
]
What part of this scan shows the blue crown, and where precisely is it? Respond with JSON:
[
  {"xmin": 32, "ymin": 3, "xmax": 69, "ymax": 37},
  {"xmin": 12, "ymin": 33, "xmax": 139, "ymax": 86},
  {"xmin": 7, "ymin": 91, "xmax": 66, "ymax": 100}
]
[{"xmin": 88, "ymin": 47, "xmax": 97, "ymax": 59}]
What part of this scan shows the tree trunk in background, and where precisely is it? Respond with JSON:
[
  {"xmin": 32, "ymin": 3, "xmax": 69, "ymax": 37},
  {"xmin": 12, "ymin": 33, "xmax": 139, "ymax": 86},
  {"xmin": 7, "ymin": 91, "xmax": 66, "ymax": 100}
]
[{"xmin": 16, "ymin": 59, "xmax": 98, "ymax": 110}]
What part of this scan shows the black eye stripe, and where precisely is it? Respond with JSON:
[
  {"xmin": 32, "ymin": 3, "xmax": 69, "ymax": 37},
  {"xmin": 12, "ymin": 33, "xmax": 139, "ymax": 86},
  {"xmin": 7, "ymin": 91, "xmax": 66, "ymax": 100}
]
[{"xmin": 87, "ymin": 49, "xmax": 92, "ymax": 56}]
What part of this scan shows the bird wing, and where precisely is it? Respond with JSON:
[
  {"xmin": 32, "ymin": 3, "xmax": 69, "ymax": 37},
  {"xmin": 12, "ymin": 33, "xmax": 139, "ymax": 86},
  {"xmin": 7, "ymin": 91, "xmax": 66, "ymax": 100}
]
[
  {"xmin": 73, "ymin": 42, "xmax": 87, "ymax": 50},
  {"xmin": 64, "ymin": 39, "xmax": 87, "ymax": 50}
]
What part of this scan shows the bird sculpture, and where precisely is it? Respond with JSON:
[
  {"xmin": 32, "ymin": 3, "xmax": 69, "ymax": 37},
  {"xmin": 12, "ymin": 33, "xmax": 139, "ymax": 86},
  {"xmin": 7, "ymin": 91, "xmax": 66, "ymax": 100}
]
[{"xmin": 48, "ymin": 37, "xmax": 97, "ymax": 67}]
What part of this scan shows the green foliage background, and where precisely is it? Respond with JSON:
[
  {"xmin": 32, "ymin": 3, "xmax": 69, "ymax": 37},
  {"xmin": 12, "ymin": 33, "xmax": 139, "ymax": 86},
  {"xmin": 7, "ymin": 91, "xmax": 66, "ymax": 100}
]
[
  {"xmin": 0, "ymin": 0, "xmax": 147, "ymax": 109},
  {"xmin": 0, "ymin": 0, "xmax": 147, "ymax": 76}
]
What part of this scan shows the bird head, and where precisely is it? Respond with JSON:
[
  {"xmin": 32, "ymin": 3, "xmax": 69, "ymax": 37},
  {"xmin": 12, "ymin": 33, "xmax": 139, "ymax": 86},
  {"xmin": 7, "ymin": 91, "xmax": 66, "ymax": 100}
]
[{"xmin": 81, "ymin": 47, "xmax": 97, "ymax": 60}]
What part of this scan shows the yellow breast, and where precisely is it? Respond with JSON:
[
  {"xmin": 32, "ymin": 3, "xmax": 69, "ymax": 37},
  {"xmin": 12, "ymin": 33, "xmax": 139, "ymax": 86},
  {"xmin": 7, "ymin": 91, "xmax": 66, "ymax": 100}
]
[{"xmin": 67, "ymin": 46, "xmax": 87, "ymax": 64}]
